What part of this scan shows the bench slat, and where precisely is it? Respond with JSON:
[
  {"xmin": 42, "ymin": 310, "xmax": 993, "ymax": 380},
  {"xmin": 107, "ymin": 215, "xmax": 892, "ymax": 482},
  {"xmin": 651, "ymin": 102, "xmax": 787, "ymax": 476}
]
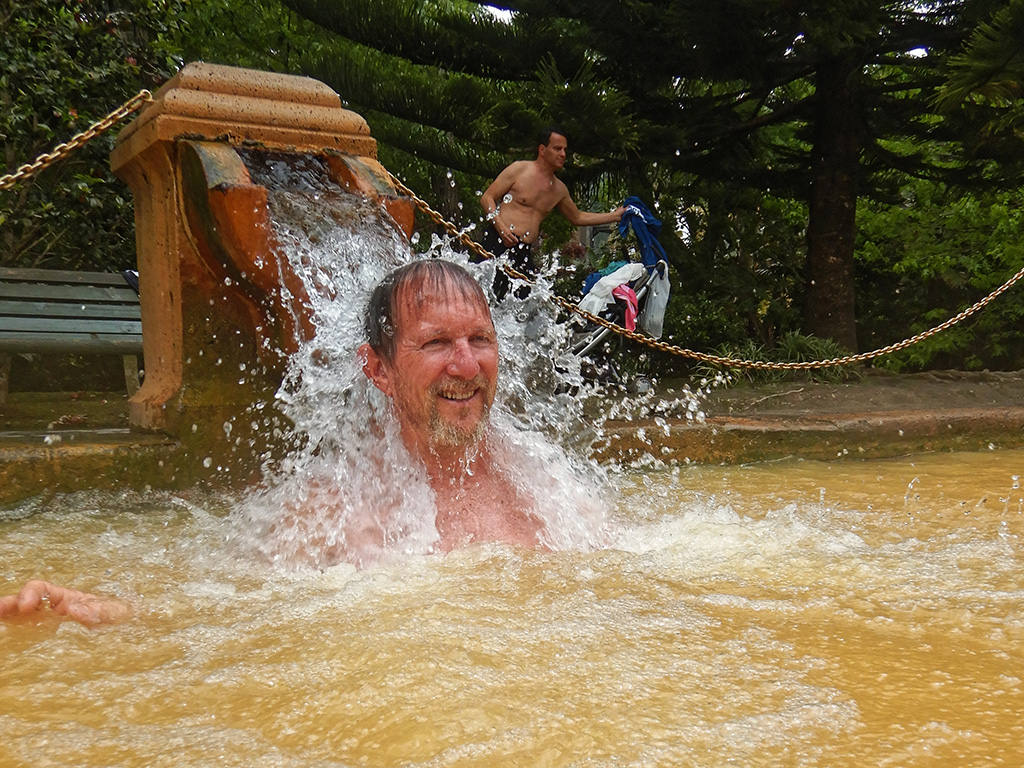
[
  {"xmin": 0, "ymin": 299, "xmax": 141, "ymax": 320},
  {"xmin": 0, "ymin": 269, "xmax": 143, "ymax": 400},
  {"xmin": 0, "ymin": 283, "xmax": 139, "ymax": 303},
  {"xmin": 1, "ymin": 316, "xmax": 142, "ymax": 335},
  {"xmin": 0, "ymin": 267, "xmax": 132, "ymax": 287},
  {"xmin": 0, "ymin": 332, "xmax": 143, "ymax": 354}
]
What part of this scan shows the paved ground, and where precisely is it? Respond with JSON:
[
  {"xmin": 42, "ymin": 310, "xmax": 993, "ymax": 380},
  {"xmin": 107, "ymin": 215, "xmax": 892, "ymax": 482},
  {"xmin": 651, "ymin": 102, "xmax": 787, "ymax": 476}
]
[
  {"xmin": 3, "ymin": 369, "xmax": 1024, "ymax": 505},
  {"xmin": 699, "ymin": 368, "xmax": 1024, "ymax": 418},
  {"xmin": 593, "ymin": 368, "xmax": 1024, "ymax": 464}
]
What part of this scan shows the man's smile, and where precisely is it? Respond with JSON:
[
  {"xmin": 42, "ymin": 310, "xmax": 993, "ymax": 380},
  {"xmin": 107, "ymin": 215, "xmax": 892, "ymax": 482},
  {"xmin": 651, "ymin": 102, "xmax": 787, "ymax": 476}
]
[
  {"xmin": 435, "ymin": 381, "xmax": 485, "ymax": 403},
  {"xmin": 440, "ymin": 390, "xmax": 476, "ymax": 402}
]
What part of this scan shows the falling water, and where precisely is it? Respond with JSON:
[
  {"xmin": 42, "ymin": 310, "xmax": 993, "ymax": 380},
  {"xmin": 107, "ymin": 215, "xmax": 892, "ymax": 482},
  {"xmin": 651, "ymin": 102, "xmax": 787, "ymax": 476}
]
[{"xmin": 227, "ymin": 152, "xmax": 613, "ymax": 568}]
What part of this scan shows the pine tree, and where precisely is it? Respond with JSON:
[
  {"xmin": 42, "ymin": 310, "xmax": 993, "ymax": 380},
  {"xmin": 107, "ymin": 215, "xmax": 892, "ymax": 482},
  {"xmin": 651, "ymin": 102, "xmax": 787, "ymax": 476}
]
[{"xmin": 277, "ymin": 0, "xmax": 1021, "ymax": 351}]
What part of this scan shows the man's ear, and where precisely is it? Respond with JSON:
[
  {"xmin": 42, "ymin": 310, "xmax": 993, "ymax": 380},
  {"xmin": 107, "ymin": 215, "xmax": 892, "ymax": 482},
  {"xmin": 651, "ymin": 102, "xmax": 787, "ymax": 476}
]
[{"xmin": 359, "ymin": 343, "xmax": 394, "ymax": 397}]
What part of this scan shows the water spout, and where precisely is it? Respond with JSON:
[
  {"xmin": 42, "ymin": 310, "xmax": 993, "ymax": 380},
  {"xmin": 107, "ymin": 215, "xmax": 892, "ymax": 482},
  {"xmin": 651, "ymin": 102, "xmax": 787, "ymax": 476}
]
[{"xmin": 110, "ymin": 62, "xmax": 415, "ymax": 486}]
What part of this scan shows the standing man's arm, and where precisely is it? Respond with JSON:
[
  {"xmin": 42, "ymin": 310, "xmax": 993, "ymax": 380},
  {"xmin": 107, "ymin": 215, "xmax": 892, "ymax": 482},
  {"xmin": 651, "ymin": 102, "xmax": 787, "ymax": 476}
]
[
  {"xmin": 557, "ymin": 194, "xmax": 627, "ymax": 228},
  {"xmin": 480, "ymin": 163, "xmax": 525, "ymax": 247}
]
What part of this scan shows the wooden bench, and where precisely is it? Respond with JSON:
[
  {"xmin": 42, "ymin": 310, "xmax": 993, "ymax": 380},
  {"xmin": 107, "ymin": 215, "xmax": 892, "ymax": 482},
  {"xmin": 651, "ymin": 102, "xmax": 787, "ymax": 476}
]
[{"xmin": 0, "ymin": 267, "xmax": 143, "ymax": 404}]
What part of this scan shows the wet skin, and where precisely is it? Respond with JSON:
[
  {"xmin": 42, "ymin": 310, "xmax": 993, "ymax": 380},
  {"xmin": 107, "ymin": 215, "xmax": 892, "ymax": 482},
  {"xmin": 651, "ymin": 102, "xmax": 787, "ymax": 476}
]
[
  {"xmin": 3, "ymin": 272, "xmax": 538, "ymax": 625},
  {"xmin": 0, "ymin": 579, "xmax": 131, "ymax": 625},
  {"xmin": 479, "ymin": 132, "xmax": 625, "ymax": 247},
  {"xmin": 360, "ymin": 281, "xmax": 499, "ymax": 465},
  {"xmin": 360, "ymin": 277, "xmax": 541, "ymax": 551}
]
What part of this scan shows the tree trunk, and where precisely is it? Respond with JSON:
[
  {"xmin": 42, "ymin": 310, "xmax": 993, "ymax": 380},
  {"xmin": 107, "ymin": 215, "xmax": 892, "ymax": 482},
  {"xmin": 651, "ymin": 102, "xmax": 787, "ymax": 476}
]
[
  {"xmin": 431, "ymin": 168, "xmax": 462, "ymax": 227},
  {"xmin": 804, "ymin": 53, "xmax": 861, "ymax": 352}
]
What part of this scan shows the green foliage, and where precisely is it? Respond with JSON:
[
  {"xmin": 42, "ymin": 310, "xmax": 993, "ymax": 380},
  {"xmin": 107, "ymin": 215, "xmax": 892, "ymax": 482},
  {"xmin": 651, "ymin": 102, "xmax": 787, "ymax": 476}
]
[
  {"xmin": 937, "ymin": 0, "xmax": 1024, "ymax": 149},
  {"xmin": 0, "ymin": 0, "xmax": 185, "ymax": 270},
  {"xmin": 271, "ymin": 0, "xmax": 1024, "ymax": 358},
  {"xmin": 661, "ymin": 290, "xmax": 748, "ymax": 358},
  {"xmin": 694, "ymin": 331, "xmax": 858, "ymax": 386},
  {"xmin": 646, "ymin": 178, "xmax": 808, "ymax": 368},
  {"xmin": 940, "ymin": 0, "xmax": 1024, "ymax": 113},
  {"xmin": 856, "ymin": 179, "xmax": 1024, "ymax": 370},
  {"xmin": 172, "ymin": 0, "xmax": 331, "ymax": 72},
  {"xmin": 5, "ymin": 0, "xmax": 1023, "ymax": 378}
]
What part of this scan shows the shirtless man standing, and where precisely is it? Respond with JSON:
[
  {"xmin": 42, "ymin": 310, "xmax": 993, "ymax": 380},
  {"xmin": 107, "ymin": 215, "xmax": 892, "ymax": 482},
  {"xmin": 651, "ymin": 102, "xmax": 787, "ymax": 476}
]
[
  {"xmin": 0, "ymin": 260, "xmax": 546, "ymax": 625},
  {"xmin": 479, "ymin": 127, "xmax": 626, "ymax": 296}
]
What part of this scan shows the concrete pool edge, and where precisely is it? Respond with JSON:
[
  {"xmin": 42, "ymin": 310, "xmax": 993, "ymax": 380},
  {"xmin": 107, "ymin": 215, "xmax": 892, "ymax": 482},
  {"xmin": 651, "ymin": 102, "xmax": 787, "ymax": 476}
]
[
  {"xmin": 595, "ymin": 406, "xmax": 1024, "ymax": 465},
  {"xmin": 0, "ymin": 429, "xmax": 181, "ymax": 508},
  {"xmin": 4, "ymin": 401, "xmax": 1024, "ymax": 508}
]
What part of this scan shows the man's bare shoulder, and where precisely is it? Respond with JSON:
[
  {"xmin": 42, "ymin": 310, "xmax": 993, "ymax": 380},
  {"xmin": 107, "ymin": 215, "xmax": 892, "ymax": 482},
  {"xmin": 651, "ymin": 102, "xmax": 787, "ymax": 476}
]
[{"xmin": 501, "ymin": 160, "xmax": 533, "ymax": 178}]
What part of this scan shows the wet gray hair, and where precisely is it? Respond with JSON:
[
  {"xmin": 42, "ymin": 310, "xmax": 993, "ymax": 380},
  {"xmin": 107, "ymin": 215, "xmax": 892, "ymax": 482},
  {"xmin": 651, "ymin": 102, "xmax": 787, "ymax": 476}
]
[{"xmin": 365, "ymin": 260, "xmax": 489, "ymax": 363}]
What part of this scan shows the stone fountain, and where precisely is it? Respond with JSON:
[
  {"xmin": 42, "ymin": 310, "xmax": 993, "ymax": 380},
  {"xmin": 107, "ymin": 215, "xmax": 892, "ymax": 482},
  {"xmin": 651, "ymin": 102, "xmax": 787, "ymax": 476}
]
[
  {"xmin": 0, "ymin": 63, "xmax": 415, "ymax": 504},
  {"xmin": 104, "ymin": 62, "xmax": 416, "ymax": 487}
]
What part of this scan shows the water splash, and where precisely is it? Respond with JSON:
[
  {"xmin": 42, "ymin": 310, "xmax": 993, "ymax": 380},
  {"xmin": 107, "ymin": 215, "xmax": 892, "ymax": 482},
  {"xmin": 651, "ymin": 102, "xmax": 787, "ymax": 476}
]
[{"xmin": 228, "ymin": 156, "xmax": 612, "ymax": 568}]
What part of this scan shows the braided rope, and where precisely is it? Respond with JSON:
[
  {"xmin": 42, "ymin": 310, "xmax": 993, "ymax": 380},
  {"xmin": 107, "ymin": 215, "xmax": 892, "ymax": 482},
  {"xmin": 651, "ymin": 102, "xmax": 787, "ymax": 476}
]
[
  {"xmin": 0, "ymin": 90, "xmax": 153, "ymax": 192},
  {"xmin": 387, "ymin": 170, "xmax": 1024, "ymax": 370}
]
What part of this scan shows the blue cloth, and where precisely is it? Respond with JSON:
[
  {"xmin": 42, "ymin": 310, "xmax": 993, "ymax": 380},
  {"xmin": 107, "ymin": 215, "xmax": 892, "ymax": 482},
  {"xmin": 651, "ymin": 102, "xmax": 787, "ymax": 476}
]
[
  {"xmin": 618, "ymin": 196, "xmax": 668, "ymax": 277},
  {"xmin": 582, "ymin": 259, "xmax": 629, "ymax": 295}
]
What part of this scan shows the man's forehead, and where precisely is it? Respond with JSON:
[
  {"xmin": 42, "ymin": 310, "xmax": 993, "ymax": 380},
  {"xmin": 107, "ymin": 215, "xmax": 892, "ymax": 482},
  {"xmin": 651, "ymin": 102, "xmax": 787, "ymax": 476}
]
[{"xmin": 393, "ymin": 276, "xmax": 492, "ymax": 323}]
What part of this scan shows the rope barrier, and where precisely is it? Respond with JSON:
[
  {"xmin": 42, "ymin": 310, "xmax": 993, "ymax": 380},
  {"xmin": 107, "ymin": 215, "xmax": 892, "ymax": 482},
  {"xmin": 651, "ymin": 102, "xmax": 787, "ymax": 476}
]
[
  {"xmin": 386, "ymin": 169, "xmax": 1024, "ymax": 371},
  {"xmin": 0, "ymin": 90, "xmax": 153, "ymax": 192}
]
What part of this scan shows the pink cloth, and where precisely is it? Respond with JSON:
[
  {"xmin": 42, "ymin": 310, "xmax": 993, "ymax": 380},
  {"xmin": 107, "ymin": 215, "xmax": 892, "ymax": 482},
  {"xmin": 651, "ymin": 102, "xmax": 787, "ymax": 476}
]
[{"xmin": 611, "ymin": 284, "xmax": 639, "ymax": 331}]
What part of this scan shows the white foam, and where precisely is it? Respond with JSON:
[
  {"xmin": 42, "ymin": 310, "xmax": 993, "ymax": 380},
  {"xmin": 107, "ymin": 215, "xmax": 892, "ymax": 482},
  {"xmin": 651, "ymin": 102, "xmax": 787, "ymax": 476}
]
[{"xmin": 227, "ymin": 172, "xmax": 616, "ymax": 569}]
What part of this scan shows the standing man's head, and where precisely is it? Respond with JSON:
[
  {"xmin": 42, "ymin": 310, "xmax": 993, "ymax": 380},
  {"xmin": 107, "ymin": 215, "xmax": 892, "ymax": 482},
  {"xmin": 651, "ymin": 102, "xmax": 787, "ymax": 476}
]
[
  {"xmin": 361, "ymin": 260, "xmax": 499, "ymax": 455},
  {"xmin": 537, "ymin": 126, "xmax": 567, "ymax": 171}
]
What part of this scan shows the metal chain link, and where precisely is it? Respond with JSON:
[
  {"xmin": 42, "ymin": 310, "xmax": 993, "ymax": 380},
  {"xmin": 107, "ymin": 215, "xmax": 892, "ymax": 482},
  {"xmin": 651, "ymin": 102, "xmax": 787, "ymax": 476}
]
[
  {"xmin": 5, "ymin": 91, "xmax": 1013, "ymax": 371},
  {"xmin": 386, "ymin": 169, "xmax": 1024, "ymax": 370},
  {"xmin": 0, "ymin": 89, "xmax": 154, "ymax": 192}
]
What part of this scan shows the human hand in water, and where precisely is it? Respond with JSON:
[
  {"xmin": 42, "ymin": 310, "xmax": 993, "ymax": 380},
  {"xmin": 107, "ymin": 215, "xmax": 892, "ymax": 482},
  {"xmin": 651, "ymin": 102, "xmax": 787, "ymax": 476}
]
[{"xmin": 0, "ymin": 579, "xmax": 131, "ymax": 626}]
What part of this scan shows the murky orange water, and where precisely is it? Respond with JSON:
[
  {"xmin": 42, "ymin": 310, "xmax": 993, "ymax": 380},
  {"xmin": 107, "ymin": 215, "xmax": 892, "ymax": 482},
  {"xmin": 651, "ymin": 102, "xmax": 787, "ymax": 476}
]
[{"xmin": 2, "ymin": 448, "xmax": 1022, "ymax": 767}]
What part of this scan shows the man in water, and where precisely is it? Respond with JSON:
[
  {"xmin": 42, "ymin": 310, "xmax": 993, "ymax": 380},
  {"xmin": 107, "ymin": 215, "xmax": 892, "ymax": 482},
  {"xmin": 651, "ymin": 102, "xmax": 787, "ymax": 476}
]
[
  {"xmin": 1, "ymin": 260, "xmax": 545, "ymax": 625},
  {"xmin": 355, "ymin": 259, "xmax": 543, "ymax": 552},
  {"xmin": 479, "ymin": 127, "xmax": 626, "ymax": 296}
]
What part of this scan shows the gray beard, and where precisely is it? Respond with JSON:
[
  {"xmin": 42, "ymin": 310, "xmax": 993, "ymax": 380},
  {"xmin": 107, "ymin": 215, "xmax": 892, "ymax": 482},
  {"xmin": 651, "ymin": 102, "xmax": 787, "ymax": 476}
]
[{"xmin": 428, "ymin": 405, "xmax": 490, "ymax": 448}]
